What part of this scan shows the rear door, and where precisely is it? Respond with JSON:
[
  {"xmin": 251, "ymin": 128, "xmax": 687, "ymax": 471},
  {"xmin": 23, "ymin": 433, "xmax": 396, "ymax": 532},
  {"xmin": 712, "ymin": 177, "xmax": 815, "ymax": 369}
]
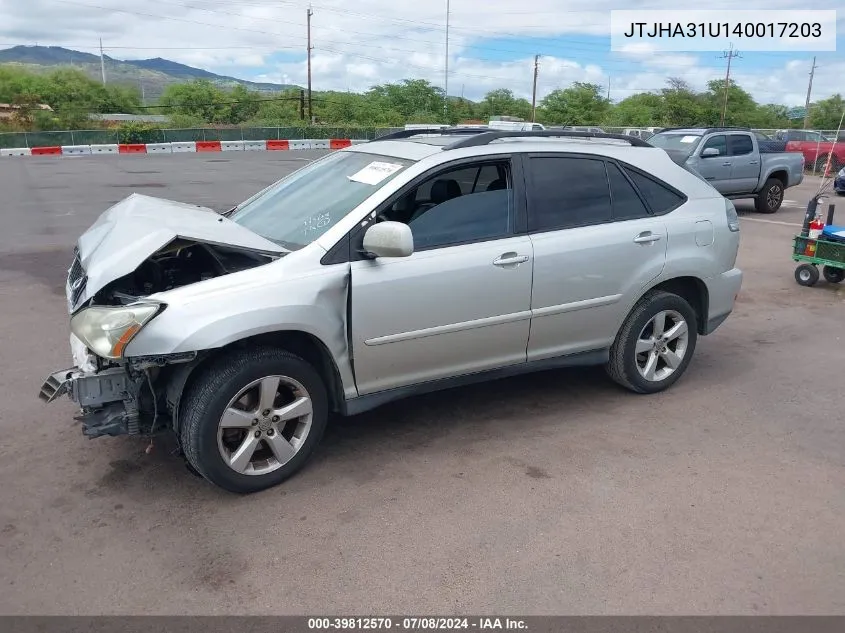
[
  {"xmin": 523, "ymin": 154, "xmax": 668, "ymax": 361},
  {"xmin": 694, "ymin": 134, "xmax": 732, "ymax": 193},
  {"xmin": 726, "ymin": 133, "xmax": 759, "ymax": 193}
]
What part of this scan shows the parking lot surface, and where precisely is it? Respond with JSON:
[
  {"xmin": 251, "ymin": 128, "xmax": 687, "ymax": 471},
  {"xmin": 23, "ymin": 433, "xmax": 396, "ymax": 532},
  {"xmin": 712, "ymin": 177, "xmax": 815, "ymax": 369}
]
[{"xmin": 1, "ymin": 153, "xmax": 844, "ymax": 614}]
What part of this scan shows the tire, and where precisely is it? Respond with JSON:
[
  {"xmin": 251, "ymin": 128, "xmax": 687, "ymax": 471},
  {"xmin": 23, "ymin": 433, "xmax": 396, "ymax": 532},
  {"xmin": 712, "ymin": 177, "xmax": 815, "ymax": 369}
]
[
  {"xmin": 180, "ymin": 347, "xmax": 329, "ymax": 494},
  {"xmin": 754, "ymin": 178, "xmax": 784, "ymax": 214},
  {"xmin": 606, "ymin": 290, "xmax": 699, "ymax": 394},
  {"xmin": 815, "ymin": 155, "xmax": 830, "ymax": 173},
  {"xmin": 795, "ymin": 264, "xmax": 819, "ymax": 287},
  {"xmin": 822, "ymin": 266, "xmax": 845, "ymax": 284}
]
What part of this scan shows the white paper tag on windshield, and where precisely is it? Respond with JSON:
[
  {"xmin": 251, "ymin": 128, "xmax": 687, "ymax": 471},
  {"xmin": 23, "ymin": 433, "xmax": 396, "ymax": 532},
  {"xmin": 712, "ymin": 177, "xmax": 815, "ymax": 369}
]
[
  {"xmin": 348, "ymin": 161, "xmax": 404, "ymax": 185},
  {"xmin": 680, "ymin": 135, "xmax": 698, "ymax": 143}
]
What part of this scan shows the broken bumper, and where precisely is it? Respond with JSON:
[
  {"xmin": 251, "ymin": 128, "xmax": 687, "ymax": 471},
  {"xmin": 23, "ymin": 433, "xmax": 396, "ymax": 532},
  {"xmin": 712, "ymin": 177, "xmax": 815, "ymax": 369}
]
[{"xmin": 38, "ymin": 366, "xmax": 141, "ymax": 438}]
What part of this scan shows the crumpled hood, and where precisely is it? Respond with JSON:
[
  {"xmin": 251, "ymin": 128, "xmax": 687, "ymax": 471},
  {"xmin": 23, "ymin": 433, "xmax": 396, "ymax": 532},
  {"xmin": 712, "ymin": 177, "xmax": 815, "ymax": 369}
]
[{"xmin": 70, "ymin": 193, "xmax": 286, "ymax": 310}]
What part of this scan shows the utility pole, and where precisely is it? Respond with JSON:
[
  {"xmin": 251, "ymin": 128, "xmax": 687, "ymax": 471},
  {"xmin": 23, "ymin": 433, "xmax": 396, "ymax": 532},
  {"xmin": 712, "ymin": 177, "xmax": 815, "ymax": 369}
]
[
  {"xmin": 718, "ymin": 44, "xmax": 740, "ymax": 126},
  {"xmin": 444, "ymin": 0, "xmax": 450, "ymax": 118},
  {"xmin": 99, "ymin": 38, "xmax": 106, "ymax": 85},
  {"xmin": 606, "ymin": 76, "xmax": 611, "ymax": 101},
  {"xmin": 306, "ymin": 6, "xmax": 313, "ymax": 123},
  {"xmin": 803, "ymin": 56, "xmax": 817, "ymax": 129},
  {"xmin": 299, "ymin": 89, "xmax": 305, "ymax": 120},
  {"xmin": 531, "ymin": 55, "xmax": 540, "ymax": 122}
]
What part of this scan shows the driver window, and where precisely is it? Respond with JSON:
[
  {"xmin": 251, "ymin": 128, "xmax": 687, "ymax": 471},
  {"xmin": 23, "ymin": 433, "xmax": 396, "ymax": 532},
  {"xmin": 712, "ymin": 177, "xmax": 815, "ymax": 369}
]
[
  {"xmin": 702, "ymin": 135, "xmax": 727, "ymax": 156},
  {"xmin": 380, "ymin": 160, "xmax": 513, "ymax": 250}
]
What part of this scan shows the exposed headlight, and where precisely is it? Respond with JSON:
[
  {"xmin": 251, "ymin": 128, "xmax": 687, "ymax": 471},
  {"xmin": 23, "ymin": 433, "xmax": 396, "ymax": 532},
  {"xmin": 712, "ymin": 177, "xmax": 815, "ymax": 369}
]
[
  {"xmin": 838, "ymin": 168, "xmax": 845, "ymax": 178},
  {"xmin": 70, "ymin": 303, "xmax": 163, "ymax": 359}
]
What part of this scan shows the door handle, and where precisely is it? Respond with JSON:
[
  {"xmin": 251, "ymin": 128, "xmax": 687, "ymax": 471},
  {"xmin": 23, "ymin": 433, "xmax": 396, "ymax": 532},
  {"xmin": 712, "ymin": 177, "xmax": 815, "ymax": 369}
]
[
  {"xmin": 749, "ymin": 160, "xmax": 758, "ymax": 165},
  {"xmin": 633, "ymin": 232, "xmax": 662, "ymax": 244},
  {"xmin": 493, "ymin": 254, "xmax": 529, "ymax": 266},
  {"xmin": 722, "ymin": 161, "xmax": 732, "ymax": 166}
]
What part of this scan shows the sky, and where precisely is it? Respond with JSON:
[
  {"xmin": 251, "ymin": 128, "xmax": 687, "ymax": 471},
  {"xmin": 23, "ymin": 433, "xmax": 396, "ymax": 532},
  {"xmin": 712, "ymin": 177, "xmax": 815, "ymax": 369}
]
[{"xmin": 1, "ymin": 0, "xmax": 843, "ymax": 107}]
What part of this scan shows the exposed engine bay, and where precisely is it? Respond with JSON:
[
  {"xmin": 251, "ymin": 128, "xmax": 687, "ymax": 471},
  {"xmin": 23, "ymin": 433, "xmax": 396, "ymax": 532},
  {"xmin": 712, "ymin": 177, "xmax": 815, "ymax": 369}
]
[{"xmin": 92, "ymin": 239, "xmax": 278, "ymax": 305}]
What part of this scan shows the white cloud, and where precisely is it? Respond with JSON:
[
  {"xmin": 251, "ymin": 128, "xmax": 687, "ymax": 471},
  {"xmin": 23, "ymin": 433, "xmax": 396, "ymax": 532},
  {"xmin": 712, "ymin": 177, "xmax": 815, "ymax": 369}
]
[{"xmin": 0, "ymin": 0, "xmax": 843, "ymax": 105}]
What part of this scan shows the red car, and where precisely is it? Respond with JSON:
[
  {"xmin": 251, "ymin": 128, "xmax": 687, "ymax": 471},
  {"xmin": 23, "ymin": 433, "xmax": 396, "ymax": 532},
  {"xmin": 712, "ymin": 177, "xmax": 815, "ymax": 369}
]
[{"xmin": 775, "ymin": 129, "xmax": 844, "ymax": 172}]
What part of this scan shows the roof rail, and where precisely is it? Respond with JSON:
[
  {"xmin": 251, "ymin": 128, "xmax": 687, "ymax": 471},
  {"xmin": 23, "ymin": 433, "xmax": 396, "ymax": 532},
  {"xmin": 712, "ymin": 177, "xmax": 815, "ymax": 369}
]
[
  {"xmin": 657, "ymin": 126, "xmax": 752, "ymax": 133},
  {"xmin": 444, "ymin": 129, "xmax": 654, "ymax": 150},
  {"xmin": 371, "ymin": 127, "xmax": 493, "ymax": 142}
]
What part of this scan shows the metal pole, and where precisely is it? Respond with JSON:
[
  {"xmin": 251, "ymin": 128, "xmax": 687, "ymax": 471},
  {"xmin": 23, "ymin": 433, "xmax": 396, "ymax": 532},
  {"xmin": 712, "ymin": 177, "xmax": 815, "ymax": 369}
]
[
  {"xmin": 444, "ymin": 0, "xmax": 450, "ymax": 118},
  {"xmin": 531, "ymin": 55, "xmax": 539, "ymax": 123},
  {"xmin": 99, "ymin": 38, "xmax": 106, "ymax": 84},
  {"xmin": 803, "ymin": 57, "xmax": 817, "ymax": 130},
  {"xmin": 307, "ymin": 7, "xmax": 313, "ymax": 124}
]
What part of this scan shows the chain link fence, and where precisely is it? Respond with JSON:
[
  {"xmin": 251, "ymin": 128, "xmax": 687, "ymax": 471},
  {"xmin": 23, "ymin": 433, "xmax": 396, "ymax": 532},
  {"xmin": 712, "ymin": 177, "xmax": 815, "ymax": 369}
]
[
  {"xmin": 0, "ymin": 127, "xmax": 406, "ymax": 149},
  {"xmin": 1, "ymin": 126, "xmax": 841, "ymax": 150}
]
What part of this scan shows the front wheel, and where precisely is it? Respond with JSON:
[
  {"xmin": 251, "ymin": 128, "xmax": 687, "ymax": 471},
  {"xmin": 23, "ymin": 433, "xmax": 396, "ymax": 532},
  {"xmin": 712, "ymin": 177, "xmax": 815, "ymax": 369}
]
[
  {"xmin": 795, "ymin": 264, "xmax": 820, "ymax": 287},
  {"xmin": 823, "ymin": 266, "xmax": 845, "ymax": 284},
  {"xmin": 179, "ymin": 347, "xmax": 329, "ymax": 494},
  {"xmin": 606, "ymin": 290, "xmax": 698, "ymax": 394},
  {"xmin": 754, "ymin": 178, "xmax": 784, "ymax": 214}
]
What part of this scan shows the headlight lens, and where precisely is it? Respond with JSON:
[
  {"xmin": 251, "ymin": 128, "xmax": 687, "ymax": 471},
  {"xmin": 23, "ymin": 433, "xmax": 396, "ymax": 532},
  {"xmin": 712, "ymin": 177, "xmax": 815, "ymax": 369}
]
[
  {"xmin": 70, "ymin": 303, "xmax": 162, "ymax": 359},
  {"xmin": 838, "ymin": 168, "xmax": 845, "ymax": 178}
]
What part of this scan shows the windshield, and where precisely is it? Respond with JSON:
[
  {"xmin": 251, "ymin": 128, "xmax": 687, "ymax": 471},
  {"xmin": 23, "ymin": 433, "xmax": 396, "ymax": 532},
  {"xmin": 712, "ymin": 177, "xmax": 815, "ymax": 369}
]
[
  {"xmin": 230, "ymin": 151, "xmax": 413, "ymax": 250},
  {"xmin": 648, "ymin": 132, "xmax": 703, "ymax": 156}
]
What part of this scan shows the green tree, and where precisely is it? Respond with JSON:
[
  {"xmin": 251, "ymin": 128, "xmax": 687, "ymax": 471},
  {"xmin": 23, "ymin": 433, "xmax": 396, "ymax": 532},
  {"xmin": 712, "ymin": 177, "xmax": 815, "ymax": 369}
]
[
  {"xmin": 700, "ymin": 79, "xmax": 759, "ymax": 126},
  {"xmin": 484, "ymin": 88, "xmax": 532, "ymax": 120},
  {"xmin": 660, "ymin": 78, "xmax": 704, "ymax": 126},
  {"xmin": 159, "ymin": 79, "xmax": 228, "ymax": 123},
  {"xmin": 605, "ymin": 92, "xmax": 663, "ymax": 126},
  {"xmin": 368, "ymin": 79, "xmax": 445, "ymax": 120},
  {"xmin": 539, "ymin": 82, "xmax": 609, "ymax": 125},
  {"xmin": 809, "ymin": 94, "xmax": 845, "ymax": 130}
]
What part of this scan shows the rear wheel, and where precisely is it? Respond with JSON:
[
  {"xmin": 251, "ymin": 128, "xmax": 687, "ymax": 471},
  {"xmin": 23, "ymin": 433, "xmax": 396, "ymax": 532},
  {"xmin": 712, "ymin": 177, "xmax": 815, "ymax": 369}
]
[
  {"xmin": 795, "ymin": 264, "xmax": 819, "ymax": 287},
  {"xmin": 180, "ymin": 347, "xmax": 329, "ymax": 494},
  {"xmin": 754, "ymin": 178, "xmax": 784, "ymax": 213},
  {"xmin": 606, "ymin": 290, "xmax": 698, "ymax": 394},
  {"xmin": 822, "ymin": 266, "xmax": 845, "ymax": 283}
]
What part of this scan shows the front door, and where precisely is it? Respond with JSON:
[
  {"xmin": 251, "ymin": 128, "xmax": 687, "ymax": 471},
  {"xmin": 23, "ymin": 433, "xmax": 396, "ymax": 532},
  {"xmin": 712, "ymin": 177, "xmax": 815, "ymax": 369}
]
[
  {"xmin": 522, "ymin": 154, "xmax": 670, "ymax": 360},
  {"xmin": 695, "ymin": 134, "xmax": 732, "ymax": 194},
  {"xmin": 349, "ymin": 158, "xmax": 534, "ymax": 395}
]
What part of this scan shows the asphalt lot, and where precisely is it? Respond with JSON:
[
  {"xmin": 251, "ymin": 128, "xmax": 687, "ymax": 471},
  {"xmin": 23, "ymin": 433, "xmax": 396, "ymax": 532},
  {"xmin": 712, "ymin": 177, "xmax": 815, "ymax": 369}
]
[{"xmin": 1, "ymin": 153, "xmax": 844, "ymax": 615}]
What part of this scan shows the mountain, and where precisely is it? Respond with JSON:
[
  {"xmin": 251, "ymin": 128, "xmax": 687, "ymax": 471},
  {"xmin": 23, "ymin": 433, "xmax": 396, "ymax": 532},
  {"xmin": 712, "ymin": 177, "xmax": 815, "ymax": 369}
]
[{"xmin": 0, "ymin": 45, "xmax": 299, "ymax": 101}]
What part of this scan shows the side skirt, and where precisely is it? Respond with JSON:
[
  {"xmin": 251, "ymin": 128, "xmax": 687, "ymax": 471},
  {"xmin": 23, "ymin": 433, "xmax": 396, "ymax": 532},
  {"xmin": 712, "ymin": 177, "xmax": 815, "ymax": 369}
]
[{"xmin": 340, "ymin": 348, "xmax": 609, "ymax": 416}]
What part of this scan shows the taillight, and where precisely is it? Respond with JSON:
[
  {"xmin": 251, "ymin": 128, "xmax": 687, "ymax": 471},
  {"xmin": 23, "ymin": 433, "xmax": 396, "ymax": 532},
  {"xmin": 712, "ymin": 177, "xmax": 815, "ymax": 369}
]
[{"xmin": 725, "ymin": 198, "xmax": 740, "ymax": 232}]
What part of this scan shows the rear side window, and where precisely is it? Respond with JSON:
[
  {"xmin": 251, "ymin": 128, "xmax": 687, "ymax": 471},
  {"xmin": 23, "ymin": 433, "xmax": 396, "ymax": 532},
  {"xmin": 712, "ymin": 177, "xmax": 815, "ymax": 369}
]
[
  {"xmin": 622, "ymin": 167, "xmax": 686, "ymax": 214},
  {"xmin": 729, "ymin": 134, "xmax": 754, "ymax": 156},
  {"xmin": 606, "ymin": 162, "xmax": 650, "ymax": 220},
  {"xmin": 527, "ymin": 157, "xmax": 611, "ymax": 231}
]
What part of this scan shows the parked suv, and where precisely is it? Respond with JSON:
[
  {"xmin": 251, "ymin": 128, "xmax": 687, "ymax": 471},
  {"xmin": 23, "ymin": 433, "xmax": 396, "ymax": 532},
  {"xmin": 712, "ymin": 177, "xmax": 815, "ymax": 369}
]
[{"xmin": 39, "ymin": 128, "xmax": 743, "ymax": 493}]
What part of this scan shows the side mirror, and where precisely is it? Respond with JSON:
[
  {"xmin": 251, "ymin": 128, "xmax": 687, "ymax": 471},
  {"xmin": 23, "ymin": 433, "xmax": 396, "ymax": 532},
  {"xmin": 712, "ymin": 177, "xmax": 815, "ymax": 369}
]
[
  {"xmin": 362, "ymin": 221, "xmax": 414, "ymax": 258},
  {"xmin": 701, "ymin": 147, "xmax": 720, "ymax": 158}
]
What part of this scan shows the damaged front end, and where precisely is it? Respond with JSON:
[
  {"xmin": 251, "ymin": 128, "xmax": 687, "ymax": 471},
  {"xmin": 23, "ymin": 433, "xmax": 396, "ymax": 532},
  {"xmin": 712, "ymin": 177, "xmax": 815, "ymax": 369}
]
[{"xmin": 38, "ymin": 193, "xmax": 287, "ymax": 439}]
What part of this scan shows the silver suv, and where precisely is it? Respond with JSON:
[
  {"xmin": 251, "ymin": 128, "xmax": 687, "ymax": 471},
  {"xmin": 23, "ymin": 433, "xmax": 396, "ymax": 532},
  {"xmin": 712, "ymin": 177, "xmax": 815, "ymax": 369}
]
[{"xmin": 39, "ymin": 129, "xmax": 743, "ymax": 493}]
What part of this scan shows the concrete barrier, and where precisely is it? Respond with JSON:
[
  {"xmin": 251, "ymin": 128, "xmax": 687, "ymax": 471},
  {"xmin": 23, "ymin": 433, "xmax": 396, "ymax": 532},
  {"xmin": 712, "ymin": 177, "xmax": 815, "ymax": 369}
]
[
  {"xmin": 61, "ymin": 145, "xmax": 92, "ymax": 155},
  {"xmin": 350, "ymin": 139, "xmax": 368, "ymax": 145},
  {"xmin": 221, "ymin": 140, "xmax": 245, "ymax": 151},
  {"xmin": 330, "ymin": 139, "xmax": 352, "ymax": 149},
  {"xmin": 119, "ymin": 144, "xmax": 147, "ymax": 154},
  {"xmin": 266, "ymin": 140, "xmax": 290, "ymax": 151},
  {"xmin": 196, "ymin": 141, "xmax": 222, "ymax": 152},
  {"xmin": 171, "ymin": 142, "xmax": 196, "ymax": 153},
  {"xmin": 289, "ymin": 140, "xmax": 312, "ymax": 150},
  {"xmin": 244, "ymin": 140, "xmax": 267, "ymax": 151},
  {"xmin": 1, "ymin": 147, "xmax": 32, "ymax": 156},
  {"xmin": 31, "ymin": 146, "xmax": 63, "ymax": 156},
  {"xmin": 307, "ymin": 139, "xmax": 331, "ymax": 150},
  {"xmin": 90, "ymin": 144, "xmax": 119, "ymax": 154},
  {"xmin": 146, "ymin": 143, "xmax": 172, "ymax": 154}
]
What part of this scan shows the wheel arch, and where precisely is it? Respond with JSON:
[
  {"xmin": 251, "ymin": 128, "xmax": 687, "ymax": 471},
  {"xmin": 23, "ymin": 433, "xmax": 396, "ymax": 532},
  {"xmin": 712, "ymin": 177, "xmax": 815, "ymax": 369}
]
[
  {"xmin": 766, "ymin": 170, "xmax": 788, "ymax": 188},
  {"xmin": 623, "ymin": 276, "xmax": 709, "ymax": 336},
  {"xmin": 164, "ymin": 330, "xmax": 348, "ymax": 434}
]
